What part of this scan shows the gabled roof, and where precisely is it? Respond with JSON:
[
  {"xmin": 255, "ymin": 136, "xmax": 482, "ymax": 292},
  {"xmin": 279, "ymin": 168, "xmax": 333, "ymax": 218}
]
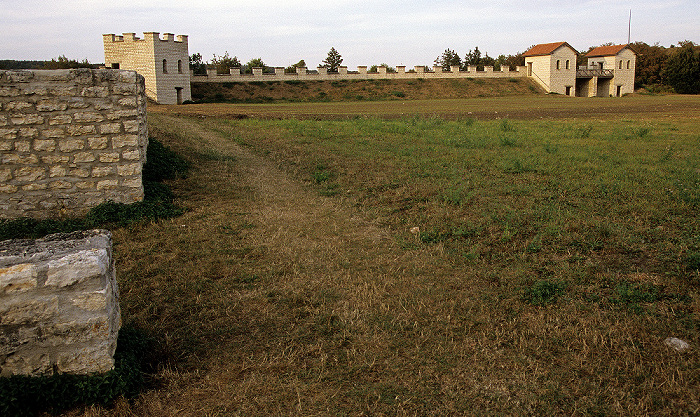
[
  {"xmin": 586, "ymin": 44, "xmax": 636, "ymax": 57},
  {"xmin": 523, "ymin": 42, "xmax": 577, "ymax": 57}
]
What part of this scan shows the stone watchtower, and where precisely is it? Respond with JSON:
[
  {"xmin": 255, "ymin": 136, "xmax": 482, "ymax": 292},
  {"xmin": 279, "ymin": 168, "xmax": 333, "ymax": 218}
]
[{"xmin": 103, "ymin": 32, "xmax": 191, "ymax": 105}]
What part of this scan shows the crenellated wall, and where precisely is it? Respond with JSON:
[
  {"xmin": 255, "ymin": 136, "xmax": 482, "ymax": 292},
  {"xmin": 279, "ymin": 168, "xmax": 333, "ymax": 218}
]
[
  {"xmin": 0, "ymin": 69, "xmax": 148, "ymax": 219},
  {"xmin": 103, "ymin": 32, "xmax": 191, "ymax": 104},
  {"xmin": 192, "ymin": 65, "xmax": 528, "ymax": 83}
]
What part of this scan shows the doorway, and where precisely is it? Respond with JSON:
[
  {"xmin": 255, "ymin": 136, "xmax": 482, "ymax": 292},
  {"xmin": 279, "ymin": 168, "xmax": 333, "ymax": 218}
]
[{"xmin": 175, "ymin": 87, "xmax": 183, "ymax": 105}]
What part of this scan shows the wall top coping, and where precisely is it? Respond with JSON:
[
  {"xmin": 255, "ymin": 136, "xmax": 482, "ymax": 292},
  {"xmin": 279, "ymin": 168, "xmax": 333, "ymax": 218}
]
[
  {"xmin": 0, "ymin": 230, "xmax": 111, "ymax": 267},
  {"xmin": 103, "ymin": 32, "xmax": 188, "ymax": 43},
  {"xmin": 0, "ymin": 68, "xmax": 142, "ymax": 85}
]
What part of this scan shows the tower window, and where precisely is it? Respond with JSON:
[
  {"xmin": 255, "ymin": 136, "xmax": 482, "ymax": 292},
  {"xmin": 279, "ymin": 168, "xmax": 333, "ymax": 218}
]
[
  {"xmin": 177, "ymin": 60, "xmax": 183, "ymax": 73},
  {"xmin": 627, "ymin": 60, "xmax": 630, "ymax": 69},
  {"xmin": 163, "ymin": 59, "xmax": 168, "ymax": 73},
  {"xmin": 565, "ymin": 60, "xmax": 570, "ymax": 70},
  {"xmin": 619, "ymin": 60, "xmax": 623, "ymax": 69},
  {"xmin": 556, "ymin": 60, "xmax": 560, "ymax": 70}
]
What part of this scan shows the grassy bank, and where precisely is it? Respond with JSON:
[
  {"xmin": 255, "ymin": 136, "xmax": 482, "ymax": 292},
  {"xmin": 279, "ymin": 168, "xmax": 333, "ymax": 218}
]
[
  {"xmin": 190, "ymin": 77, "xmax": 541, "ymax": 104},
  {"xmin": 80, "ymin": 98, "xmax": 700, "ymax": 415}
]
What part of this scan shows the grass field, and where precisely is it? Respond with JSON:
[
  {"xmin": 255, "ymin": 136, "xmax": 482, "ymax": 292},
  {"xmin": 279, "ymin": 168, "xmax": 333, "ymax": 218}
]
[{"xmin": 75, "ymin": 95, "xmax": 699, "ymax": 416}]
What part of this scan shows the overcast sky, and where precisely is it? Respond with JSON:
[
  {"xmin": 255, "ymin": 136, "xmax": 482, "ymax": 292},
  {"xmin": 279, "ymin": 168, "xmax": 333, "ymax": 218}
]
[{"xmin": 2, "ymin": 0, "xmax": 698, "ymax": 68}]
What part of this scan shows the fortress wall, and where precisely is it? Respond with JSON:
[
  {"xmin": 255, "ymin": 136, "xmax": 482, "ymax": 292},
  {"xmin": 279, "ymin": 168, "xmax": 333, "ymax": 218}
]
[
  {"xmin": 103, "ymin": 33, "xmax": 191, "ymax": 104},
  {"xmin": 0, "ymin": 69, "xmax": 148, "ymax": 219},
  {"xmin": 0, "ymin": 230, "xmax": 120, "ymax": 376},
  {"xmin": 193, "ymin": 65, "xmax": 528, "ymax": 83}
]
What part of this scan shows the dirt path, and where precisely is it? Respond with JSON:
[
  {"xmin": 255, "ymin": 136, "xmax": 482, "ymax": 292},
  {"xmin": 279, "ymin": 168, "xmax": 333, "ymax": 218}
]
[{"xmin": 110, "ymin": 114, "xmax": 436, "ymax": 416}]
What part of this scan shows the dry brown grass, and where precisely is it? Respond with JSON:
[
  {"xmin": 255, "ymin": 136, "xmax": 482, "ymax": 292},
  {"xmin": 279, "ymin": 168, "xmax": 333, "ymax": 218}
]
[{"xmin": 63, "ymin": 96, "xmax": 700, "ymax": 416}]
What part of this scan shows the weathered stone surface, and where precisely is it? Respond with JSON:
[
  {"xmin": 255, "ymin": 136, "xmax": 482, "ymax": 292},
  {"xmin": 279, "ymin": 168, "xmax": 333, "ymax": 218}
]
[
  {"xmin": 664, "ymin": 337, "xmax": 690, "ymax": 353},
  {"xmin": 0, "ymin": 69, "xmax": 146, "ymax": 219},
  {"xmin": 0, "ymin": 230, "xmax": 121, "ymax": 376},
  {"xmin": 46, "ymin": 248, "xmax": 108, "ymax": 287},
  {"xmin": 0, "ymin": 263, "xmax": 37, "ymax": 294}
]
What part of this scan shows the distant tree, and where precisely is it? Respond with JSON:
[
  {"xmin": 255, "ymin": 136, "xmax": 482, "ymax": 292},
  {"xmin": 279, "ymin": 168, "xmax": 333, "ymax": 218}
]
[
  {"xmin": 631, "ymin": 42, "xmax": 669, "ymax": 88},
  {"xmin": 211, "ymin": 52, "xmax": 241, "ymax": 75},
  {"xmin": 481, "ymin": 53, "xmax": 496, "ymax": 69},
  {"xmin": 244, "ymin": 58, "xmax": 271, "ymax": 74},
  {"xmin": 435, "ymin": 49, "xmax": 461, "ymax": 71},
  {"xmin": 189, "ymin": 53, "xmax": 207, "ymax": 75},
  {"xmin": 285, "ymin": 59, "xmax": 307, "ymax": 73},
  {"xmin": 322, "ymin": 47, "xmax": 343, "ymax": 73},
  {"xmin": 42, "ymin": 55, "xmax": 93, "ymax": 69},
  {"xmin": 662, "ymin": 42, "xmax": 700, "ymax": 94},
  {"xmin": 463, "ymin": 47, "xmax": 482, "ymax": 70},
  {"xmin": 502, "ymin": 53, "xmax": 524, "ymax": 71},
  {"xmin": 368, "ymin": 64, "xmax": 396, "ymax": 73},
  {"xmin": 0, "ymin": 60, "xmax": 45, "ymax": 69}
]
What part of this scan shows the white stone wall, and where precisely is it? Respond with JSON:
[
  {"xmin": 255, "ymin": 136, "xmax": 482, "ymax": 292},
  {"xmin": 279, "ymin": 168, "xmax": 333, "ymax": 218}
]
[
  {"xmin": 525, "ymin": 46, "xmax": 576, "ymax": 95},
  {"xmin": 0, "ymin": 230, "xmax": 120, "ymax": 376},
  {"xmin": 587, "ymin": 49, "xmax": 636, "ymax": 96},
  {"xmin": 103, "ymin": 32, "xmax": 191, "ymax": 104},
  {"xmin": 193, "ymin": 65, "xmax": 528, "ymax": 83},
  {"xmin": 0, "ymin": 69, "xmax": 147, "ymax": 219}
]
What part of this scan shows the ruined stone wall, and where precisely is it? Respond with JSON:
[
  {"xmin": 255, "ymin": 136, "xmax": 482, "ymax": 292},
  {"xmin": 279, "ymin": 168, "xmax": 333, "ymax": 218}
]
[
  {"xmin": 0, "ymin": 69, "xmax": 147, "ymax": 219},
  {"xmin": 0, "ymin": 230, "xmax": 120, "ymax": 376}
]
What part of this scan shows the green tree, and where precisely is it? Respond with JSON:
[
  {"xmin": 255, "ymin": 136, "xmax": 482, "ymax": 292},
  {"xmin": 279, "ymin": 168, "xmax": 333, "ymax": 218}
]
[
  {"xmin": 211, "ymin": 52, "xmax": 241, "ymax": 75},
  {"xmin": 463, "ymin": 47, "xmax": 482, "ymax": 70},
  {"xmin": 244, "ymin": 58, "xmax": 270, "ymax": 74},
  {"xmin": 435, "ymin": 49, "xmax": 461, "ymax": 71},
  {"xmin": 631, "ymin": 42, "xmax": 668, "ymax": 88},
  {"xmin": 189, "ymin": 53, "xmax": 207, "ymax": 75},
  {"xmin": 285, "ymin": 59, "xmax": 307, "ymax": 73},
  {"xmin": 322, "ymin": 47, "xmax": 343, "ymax": 73},
  {"xmin": 663, "ymin": 42, "xmax": 700, "ymax": 94}
]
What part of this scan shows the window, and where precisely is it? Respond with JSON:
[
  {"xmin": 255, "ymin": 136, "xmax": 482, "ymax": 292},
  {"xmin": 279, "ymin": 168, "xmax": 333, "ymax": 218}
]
[
  {"xmin": 565, "ymin": 60, "xmax": 570, "ymax": 70},
  {"xmin": 177, "ymin": 60, "xmax": 183, "ymax": 73},
  {"xmin": 162, "ymin": 59, "xmax": 168, "ymax": 73},
  {"xmin": 619, "ymin": 60, "xmax": 623, "ymax": 69},
  {"xmin": 111, "ymin": 63, "xmax": 119, "ymax": 69},
  {"xmin": 626, "ymin": 60, "xmax": 630, "ymax": 69},
  {"xmin": 556, "ymin": 60, "xmax": 560, "ymax": 70}
]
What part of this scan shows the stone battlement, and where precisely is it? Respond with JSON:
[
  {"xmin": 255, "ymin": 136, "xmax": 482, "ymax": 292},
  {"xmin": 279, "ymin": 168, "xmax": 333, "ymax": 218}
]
[
  {"xmin": 193, "ymin": 65, "xmax": 528, "ymax": 83},
  {"xmin": 103, "ymin": 32, "xmax": 188, "ymax": 44}
]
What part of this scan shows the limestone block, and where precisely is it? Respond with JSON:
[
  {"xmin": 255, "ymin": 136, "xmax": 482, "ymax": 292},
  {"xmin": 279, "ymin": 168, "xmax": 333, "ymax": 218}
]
[
  {"xmin": 0, "ymin": 168, "xmax": 11, "ymax": 182},
  {"xmin": 0, "ymin": 184, "xmax": 18, "ymax": 193},
  {"xmin": 5, "ymin": 101, "xmax": 33, "ymax": 111},
  {"xmin": 44, "ymin": 249, "xmax": 109, "ymax": 287},
  {"xmin": 49, "ymin": 114, "xmax": 73, "ymax": 125},
  {"xmin": 117, "ymin": 97, "xmax": 137, "ymax": 107},
  {"xmin": 96, "ymin": 180, "xmax": 118, "ymax": 190},
  {"xmin": 58, "ymin": 138, "xmax": 85, "ymax": 152},
  {"xmin": 49, "ymin": 166, "xmax": 67, "ymax": 177},
  {"xmin": 0, "ymin": 127, "xmax": 19, "ymax": 139},
  {"xmin": 112, "ymin": 134, "xmax": 139, "ymax": 148},
  {"xmin": 91, "ymin": 166, "xmax": 114, "ymax": 177},
  {"xmin": 99, "ymin": 152, "xmax": 120, "ymax": 163},
  {"xmin": 1, "ymin": 352, "xmax": 51, "ymax": 377},
  {"xmin": 122, "ymin": 120, "xmax": 139, "ymax": 133},
  {"xmin": 0, "ymin": 263, "xmax": 37, "ymax": 294},
  {"xmin": 0, "ymin": 297, "xmax": 59, "ymax": 326},
  {"xmin": 22, "ymin": 183, "xmax": 47, "ymax": 191},
  {"xmin": 56, "ymin": 344, "xmax": 115, "ymax": 374},
  {"xmin": 88, "ymin": 137, "xmax": 109, "ymax": 149},
  {"xmin": 36, "ymin": 100, "xmax": 69, "ymax": 112},
  {"xmin": 42, "ymin": 127, "xmax": 66, "ymax": 138},
  {"xmin": 14, "ymin": 140, "xmax": 30, "ymax": 152},
  {"xmin": 48, "ymin": 180, "xmax": 73, "ymax": 190},
  {"xmin": 69, "ymin": 168, "xmax": 90, "ymax": 178},
  {"xmin": 0, "ymin": 140, "xmax": 13, "ymax": 151},
  {"xmin": 121, "ymin": 149, "xmax": 141, "ymax": 160},
  {"xmin": 117, "ymin": 162, "xmax": 141, "ymax": 176},
  {"xmin": 80, "ymin": 86, "xmax": 109, "ymax": 98},
  {"xmin": 73, "ymin": 152, "xmax": 96, "ymax": 163},
  {"xmin": 73, "ymin": 112, "xmax": 105, "ymax": 123},
  {"xmin": 10, "ymin": 114, "xmax": 44, "ymax": 125},
  {"xmin": 66, "ymin": 124, "xmax": 96, "ymax": 136},
  {"xmin": 99, "ymin": 123, "xmax": 121, "ymax": 134},
  {"xmin": 15, "ymin": 166, "xmax": 46, "ymax": 182},
  {"xmin": 19, "ymin": 128, "xmax": 38, "ymax": 138},
  {"xmin": 34, "ymin": 139, "xmax": 56, "ymax": 152},
  {"xmin": 41, "ymin": 155, "xmax": 69, "ymax": 164}
]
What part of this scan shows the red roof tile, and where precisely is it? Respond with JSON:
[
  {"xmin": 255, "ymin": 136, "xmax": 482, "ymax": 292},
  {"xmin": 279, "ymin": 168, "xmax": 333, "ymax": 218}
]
[
  {"xmin": 523, "ymin": 42, "xmax": 577, "ymax": 57},
  {"xmin": 586, "ymin": 44, "xmax": 635, "ymax": 57}
]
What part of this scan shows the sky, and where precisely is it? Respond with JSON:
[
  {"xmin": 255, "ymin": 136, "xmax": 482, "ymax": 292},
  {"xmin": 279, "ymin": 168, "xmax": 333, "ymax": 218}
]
[{"xmin": 1, "ymin": 0, "xmax": 698, "ymax": 68}]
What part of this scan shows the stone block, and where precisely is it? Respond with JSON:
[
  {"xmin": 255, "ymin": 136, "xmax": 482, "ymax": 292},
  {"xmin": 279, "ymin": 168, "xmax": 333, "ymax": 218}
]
[
  {"xmin": 88, "ymin": 137, "xmax": 109, "ymax": 149},
  {"xmin": 91, "ymin": 166, "xmax": 114, "ymax": 177},
  {"xmin": 0, "ymin": 230, "xmax": 120, "ymax": 376},
  {"xmin": 19, "ymin": 128, "xmax": 38, "ymax": 138},
  {"xmin": 34, "ymin": 139, "xmax": 56, "ymax": 152},
  {"xmin": 73, "ymin": 112, "xmax": 105, "ymax": 123},
  {"xmin": 58, "ymin": 138, "xmax": 84, "ymax": 152},
  {"xmin": 99, "ymin": 123, "xmax": 121, "ymax": 134},
  {"xmin": 48, "ymin": 180, "xmax": 73, "ymax": 190},
  {"xmin": 112, "ymin": 134, "xmax": 139, "ymax": 148},
  {"xmin": 14, "ymin": 140, "xmax": 31, "ymax": 152},
  {"xmin": 22, "ymin": 183, "xmax": 47, "ymax": 191},
  {"xmin": 66, "ymin": 124, "xmax": 96, "ymax": 136},
  {"xmin": 49, "ymin": 166, "xmax": 67, "ymax": 177},
  {"xmin": 99, "ymin": 152, "xmax": 121, "ymax": 163},
  {"xmin": 73, "ymin": 152, "xmax": 96, "ymax": 163},
  {"xmin": 96, "ymin": 180, "xmax": 118, "ymax": 190},
  {"xmin": 117, "ymin": 162, "xmax": 141, "ymax": 176},
  {"xmin": 49, "ymin": 114, "xmax": 73, "ymax": 125},
  {"xmin": 10, "ymin": 114, "xmax": 44, "ymax": 125},
  {"xmin": 36, "ymin": 100, "xmax": 69, "ymax": 112},
  {"xmin": 15, "ymin": 167, "xmax": 46, "ymax": 182},
  {"xmin": 0, "ymin": 263, "xmax": 37, "ymax": 294}
]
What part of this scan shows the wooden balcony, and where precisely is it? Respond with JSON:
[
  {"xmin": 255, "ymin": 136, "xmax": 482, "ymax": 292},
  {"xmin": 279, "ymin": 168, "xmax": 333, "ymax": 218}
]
[{"xmin": 576, "ymin": 68, "xmax": 614, "ymax": 78}]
